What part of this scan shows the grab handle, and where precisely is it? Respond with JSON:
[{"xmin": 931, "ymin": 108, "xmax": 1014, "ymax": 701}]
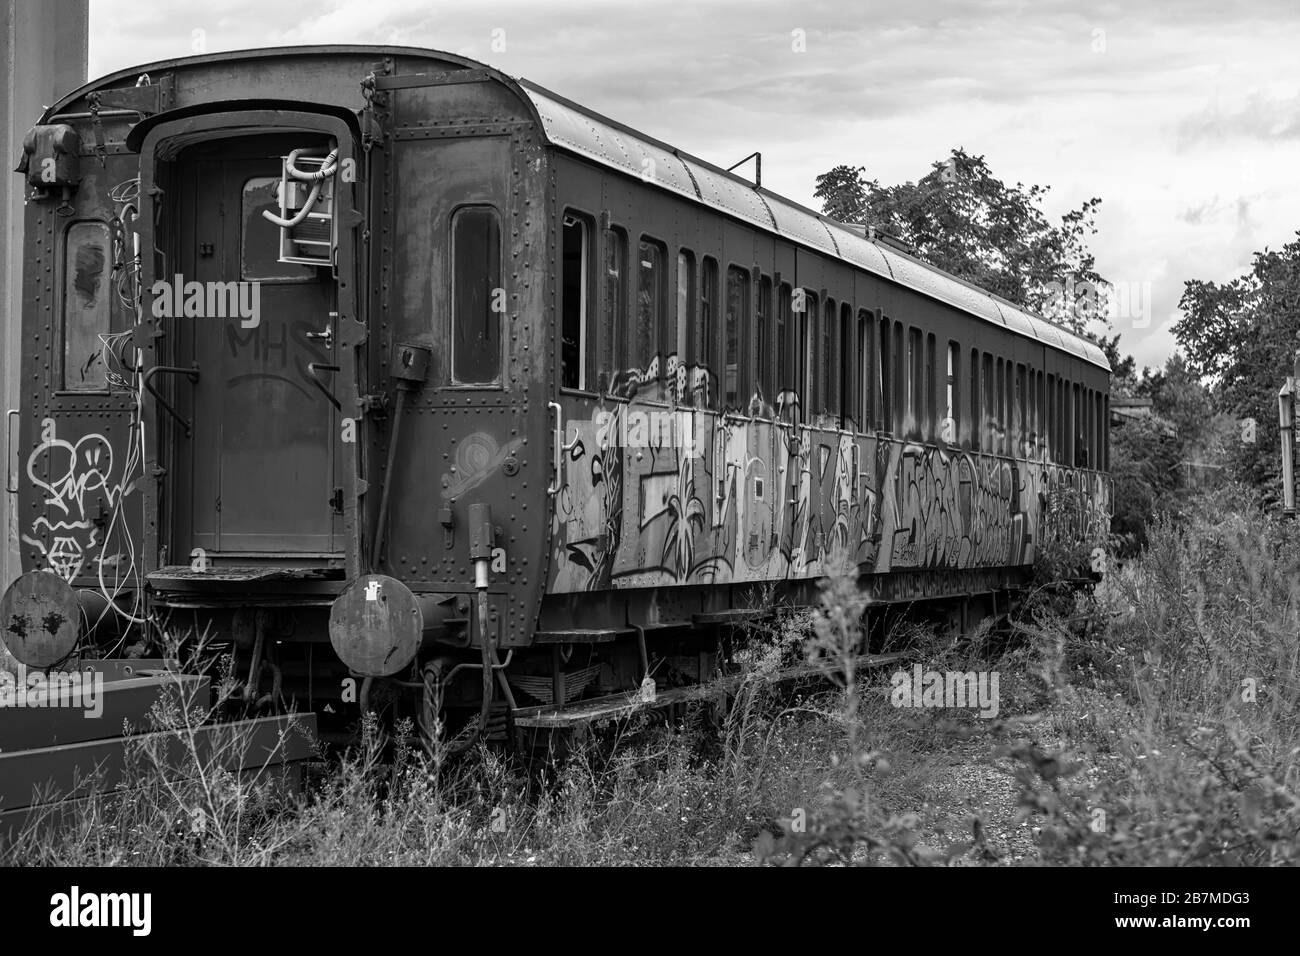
[
  {"xmin": 6, "ymin": 409, "xmax": 18, "ymax": 494},
  {"xmin": 548, "ymin": 401, "xmax": 562, "ymax": 495}
]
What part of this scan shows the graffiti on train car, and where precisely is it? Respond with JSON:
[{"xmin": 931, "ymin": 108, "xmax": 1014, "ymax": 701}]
[
  {"xmin": 20, "ymin": 418, "xmax": 133, "ymax": 582},
  {"xmin": 548, "ymin": 399, "xmax": 1108, "ymax": 592}
]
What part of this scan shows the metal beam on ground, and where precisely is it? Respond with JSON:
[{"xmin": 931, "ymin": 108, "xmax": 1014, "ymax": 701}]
[
  {"xmin": 0, "ymin": 674, "xmax": 210, "ymax": 751},
  {"xmin": 0, "ymin": 712, "xmax": 317, "ymax": 812}
]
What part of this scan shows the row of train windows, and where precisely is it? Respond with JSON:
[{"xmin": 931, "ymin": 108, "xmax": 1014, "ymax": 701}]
[{"xmin": 557, "ymin": 212, "xmax": 1109, "ymax": 469}]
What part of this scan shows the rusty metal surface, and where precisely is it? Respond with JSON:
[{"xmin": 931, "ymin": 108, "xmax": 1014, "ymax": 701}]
[
  {"xmin": 0, "ymin": 571, "xmax": 80, "ymax": 668},
  {"xmin": 328, "ymin": 574, "xmax": 421, "ymax": 677},
  {"xmin": 1, "ymin": 42, "xmax": 1115, "ymax": 734}
]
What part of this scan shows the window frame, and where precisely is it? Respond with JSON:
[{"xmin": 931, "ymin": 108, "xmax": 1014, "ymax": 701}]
[
  {"xmin": 601, "ymin": 223, "xmax": 628, "ymax": 395},
  {"xmin": 723, "ymin": 263, "xmax": 751, "ymax": 409},
  {"xmin": 675, "ymin": 249, "xmax": 695, "ymax": 405},
  {"xmin": 559, "ymin": 210, "xmax": 594, "ymax": 393},
  {"xmin": 697, "ymin": 256, "xmax": 719, "ymax": 407},
  {"xmin": 632, "ymin": 235, "xmax": 669, "ymax": 381},
  {"xmin": 756, "ymin": 274, "xmax": 772, "ymax": 409},
  {"xmin": 449, "ymin": 203, "xmax": 505, "ymax": 388},
  {"xmin": 59, "ymin": 218, "xmax": 116, "ymax": 395}
]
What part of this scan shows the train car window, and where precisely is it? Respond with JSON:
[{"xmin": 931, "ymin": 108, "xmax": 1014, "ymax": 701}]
[
  {"xmin": 560, "ymin": 214, "xmax": 590, "ymax": 390},
  {"xmin": 1064, "ymin": 379, "xmax": 1071, "ymax": 463},
  {"xmin": 907, "ymin": 327, "xmax": 923, "ymax": 438},
  {"xmin": 1103, "ymin": 395, "xmax": 1111, "ymax": 470},
  {"xmin": 451, "ymin": 205, "xmax": 502, "ymax": 386},
  {"xmin": 945, "ymin": 341, "xmax": 959, "ymax": 445},
  {"xmin": 840, "ymin": 302, "xmax": 852, "ymax": 427},
  {"xmin": 1073, "ymin": 383, "xmax": 1084, "ymax": 467},
  {"xmin": 62, "ymin": 220, "xmax": 113, "ymax": 391},
  {"xmin": 1058, "ymin": 377, "xmax": 1067, "ymax": 462},
  {"xmin": 1036, "ymin": 369, "xmax": 1045, "ymax": 459},
  {"xmin": 1015, "ymin": 363, "xmax": 1026, "ymax": 457},
  {"xmin": 1005, "ymin": 361, "xmax": 1016, "ymax": 457},
  {"xmin": 823, "ymin": 298, "xmax": 838, "ymax": 419},
  {"xmin": 1082, "ymin": 387, "xmax": 1090, "ymax": 467},
  {"xmin": 981, "ymin": 352, "xmax": 994, "ymax": 451},
  {"xmin": 725, "ymin": 266, "xmax": 749, "ymax": 408},
  {"xmin": 1024, "ymin": 365, "xmax": 1035, "ymax": 456},
  {"xmin": 634, "ymin": 238, "xmax": 666, "ymax": 380},
  {"xmin": 602, "ymin": 225, "xmax": 626, "ymax": 391},
  {"xmin": 1088, "ymin": 388, "xmax": 1097, "ymax": 468},
  {"xmin": 676, "ymin": 250, "xmax": 695, "ymax": 404},
  {"xmin": 802, "ymin": 291, "xmax": 819, "ymax": 423},
  {"xmin": 892, "ymin": 322, "xmax": 904, "ymax": 434},
  {"xmin": 879, "ymin": 315, "xmax": 892, "ymax": 432},
  {"xmin": 994, "ymin": 358, "xmax": 1005, "ymax": 455},
  {"xmin": 1096, "ymin": 390, "xmax": 1105, "ymax": 470},
  {"xmin": 777, "ymin": 283, "xmax": 791, "ymax": 410},
  {"xmin": 698, "ymin": 256, "xmax": 718, "ymax": 406},
  {"xmin": 1079, "ymin": 383, "xmax": 1088, "ymax": 467},
  {"xmin": 756, "ymin": 276, "xmax": 772, "ymax": 407},
  {"xmin": 925, "ymin": 333, "xmax": 936, "ymax": 441},
  {"xmin": 969, "ymin": 348, "xmax": 980, "ymax": 450},
  {"xmin": 857, "ymin": 309, "xmax": 872, "ymax": 430},
  {"xmin": 240, "ymin": 177, "xmax": 316, "ymax": 281},
  {"xmin": 1046, "ymin": 373, "xmax": 1056, "ymax": 461}
]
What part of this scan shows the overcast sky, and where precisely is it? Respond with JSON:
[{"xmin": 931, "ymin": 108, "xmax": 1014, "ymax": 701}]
[{"xmin": 86, "ymin": 0, "xmax": 1300, "ymax": 370}]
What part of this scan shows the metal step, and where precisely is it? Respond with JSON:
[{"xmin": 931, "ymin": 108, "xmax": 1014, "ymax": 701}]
[{"xmin": 512, "ymin": 651, "xmax": 909, "ymax": 730}]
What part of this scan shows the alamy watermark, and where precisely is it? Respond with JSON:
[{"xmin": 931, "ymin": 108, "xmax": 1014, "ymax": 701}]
[
  {"xmin": 889, "ymin": 664, "xmax": 1000, "ymax": 718},
  {"xmin": 1043, "ymin": 274, "xmax": 1152, "ymax": 328},
  {"xmin": 150, "ymin": 275, "xmax": 261, "ymax": 328},
  {"xmin": 593, "ymin": 409, "xmax": 704, "ymax": 454},
  {"xmin": 0, "ymin": 663, "xmax": 104, "ymax": 718},
  {"xmin": 50, "ymin": 886, "xmax": 151, "ymax": 936}
]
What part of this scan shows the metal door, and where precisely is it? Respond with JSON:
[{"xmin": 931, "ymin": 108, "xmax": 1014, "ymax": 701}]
[{"xmin": 178, "ymin": 153, "xmax": 341, "ymax": 557}]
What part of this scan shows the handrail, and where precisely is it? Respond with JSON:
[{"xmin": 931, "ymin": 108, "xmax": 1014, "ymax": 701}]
[
  {"xmin": 546, "ymin": 401, "xmax": 579, "ymax": 496},
  {"xmin": 5, "ymin": 409, "xmax": 19, "ymax": 494},
  {"xmin": 142, "ymin": 363, "xmax": 200, "ymax": 437},
  {"xmin": 548, "ymin": 402, "xmax": 563, "ymax": 495},
  {"xmin": 306, "ymin": 362, "xmax": 342, "ymax": 411}
]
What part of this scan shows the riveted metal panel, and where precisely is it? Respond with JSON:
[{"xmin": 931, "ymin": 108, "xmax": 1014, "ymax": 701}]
[
  {"xmin": 526, "ymin": 85, "xmax": 698, "ymax": 205},
  {"xmin": 518, "ymin": 78, "xmax": 1106, "ymax": 370},
  {"xmin": 827, "ymin": 224, "xmax": 893, "ymax": 277},
  {"xmin": 879, "ymin": 248, "xmax": 1002, "ymax": 326},
  {"xmin": 989, "ymin": 299, "xmax": 1037, "ymax": 338},
  {"xmin": 762, "ymin": 191, "xmax": 838, "ymax": 256},
  {"xmin": 681, "ymin": 159, "xmax": 774, "ymax": 232},
  {"xmin": 1024, "ymin": 314, "xmax": 1067, "ymax": 351}
]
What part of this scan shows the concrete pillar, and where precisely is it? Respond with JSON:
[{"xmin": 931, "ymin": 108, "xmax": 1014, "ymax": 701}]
[{"xmin": 1, "ymin": 0, "xmax": 89, "ymax": 588}]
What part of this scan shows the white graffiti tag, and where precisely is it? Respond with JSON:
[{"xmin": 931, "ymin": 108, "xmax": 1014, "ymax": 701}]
[{"xmin": 20, "ymin": 418, "xmax": 122, "ymax": 581}]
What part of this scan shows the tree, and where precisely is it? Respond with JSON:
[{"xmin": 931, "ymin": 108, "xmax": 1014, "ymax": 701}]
[
  {"xmin": 1175, "ymin": 233, "xmax": 1300, "ymax": 501},
  {"xmin": 1099, "ymin": 333, "xmax": 1138, "ymax": 397},
  {"xmin": 813, "ymin": 148, "xmax": 1108, "ymax": 334},
  {"xmin": 1107, "ymin": 353, "xmax": 1230, "ymax": 551}
]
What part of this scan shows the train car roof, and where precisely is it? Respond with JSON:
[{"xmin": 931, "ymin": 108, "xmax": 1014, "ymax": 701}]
[{"xmin": 47, "ymin": 44, "xmax": 1109, "ymax": 372}]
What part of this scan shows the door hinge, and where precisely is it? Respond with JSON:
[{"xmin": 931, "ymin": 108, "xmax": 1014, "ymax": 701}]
[{"xmin": 329, "ymin": 487, "xmax": 344, "ymax": 515}]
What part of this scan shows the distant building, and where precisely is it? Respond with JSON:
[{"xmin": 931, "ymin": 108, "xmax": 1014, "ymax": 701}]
[{"xmin": 1110, "ymin": 396, "xmax": 1176, "ymax": 436}]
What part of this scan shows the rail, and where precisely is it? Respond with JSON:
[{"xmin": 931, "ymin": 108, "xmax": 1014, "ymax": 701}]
[{"xmin": 142, "ymin": 363, "xmax": 200, "ymax": 437}]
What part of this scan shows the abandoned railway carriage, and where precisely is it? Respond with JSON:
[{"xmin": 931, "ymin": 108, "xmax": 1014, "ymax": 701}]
[{"xmin": 1, "ymin": 46, "xmax": 1109, "ymax": 741}]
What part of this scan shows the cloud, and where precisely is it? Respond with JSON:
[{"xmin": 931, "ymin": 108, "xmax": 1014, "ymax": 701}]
[
  {"xmin": 1177, "ymin": 90, "xmax": 1300, "ymax": 149},
  {"xmin": 83, "ymin": 0, "xmax": 1300, "ymax": 371}
]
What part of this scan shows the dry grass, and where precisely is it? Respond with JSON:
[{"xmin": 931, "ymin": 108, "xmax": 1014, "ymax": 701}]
[{"xmin": 5, "ymin": 484, "xmax": 1298, "ymax": 865}]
